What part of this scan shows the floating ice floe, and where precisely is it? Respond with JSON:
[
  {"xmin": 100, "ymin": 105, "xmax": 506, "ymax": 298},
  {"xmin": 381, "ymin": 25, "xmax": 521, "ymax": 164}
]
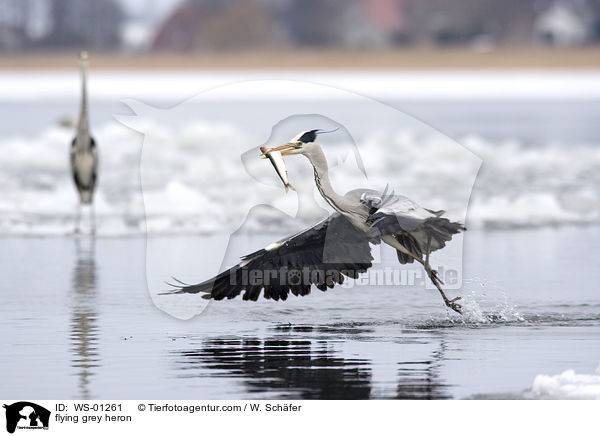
[
  {"xmin": 0, "ymin": 113, "xmax": 598, "ymax": 236},
  {"xmin": 529, "ymin": 364, "xmax": 600, "ymax": 399}
]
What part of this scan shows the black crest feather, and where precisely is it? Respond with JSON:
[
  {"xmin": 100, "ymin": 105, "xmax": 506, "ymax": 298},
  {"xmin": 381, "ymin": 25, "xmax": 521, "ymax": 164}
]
[{"xmin": 297, "ymin": 130, "xmax": 319, "ymax": 143}]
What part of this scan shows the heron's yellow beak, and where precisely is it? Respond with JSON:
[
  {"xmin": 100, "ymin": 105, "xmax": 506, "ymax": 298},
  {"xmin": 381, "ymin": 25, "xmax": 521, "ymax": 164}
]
[{"xmin": 259, "ymin": 143, "xmax": 300, "ymax": 158}]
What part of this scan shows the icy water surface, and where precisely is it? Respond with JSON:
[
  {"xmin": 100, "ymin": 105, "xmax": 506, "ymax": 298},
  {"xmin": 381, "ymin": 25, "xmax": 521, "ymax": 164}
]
[{"xmin": 1, "ymin": 227, "xmax": 599, "ymax": 399}]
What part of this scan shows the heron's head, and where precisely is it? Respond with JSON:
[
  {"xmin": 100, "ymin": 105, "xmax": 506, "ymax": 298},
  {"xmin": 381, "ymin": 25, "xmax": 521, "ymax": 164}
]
[
  {"xmin": 261, "ymin": 129, "xmax": 325, "ymax": 157},
  {"xmin": 79, "ymin": 51, "xmax": 89, "ymax": 69}
]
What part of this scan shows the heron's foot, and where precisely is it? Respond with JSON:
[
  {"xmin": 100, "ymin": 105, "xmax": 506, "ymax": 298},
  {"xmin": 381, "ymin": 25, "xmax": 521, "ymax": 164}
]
[{"xmin": 444, "ymin": 296, "xmax": 462, "ymax": 314}]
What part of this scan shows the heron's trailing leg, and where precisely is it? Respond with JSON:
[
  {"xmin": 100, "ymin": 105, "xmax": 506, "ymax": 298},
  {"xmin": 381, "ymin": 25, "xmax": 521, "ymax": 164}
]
[
  {"xmin": 424, "ymin": 234, "xmax": 461, "ymax": 314},
  {"xmin": 74, "ymin": 202, "xmax": 81, "ymax": 234},
  {"xmin": 392, "ymin": 236, "xmax": 462, "ymax": 315},
  {"xmin": 90, "ymin": 203, "xmax": 96, "ymax": 235},
  {"xmin": 423, "ymin": 234, "xmax": 443, "ymax": 288}
]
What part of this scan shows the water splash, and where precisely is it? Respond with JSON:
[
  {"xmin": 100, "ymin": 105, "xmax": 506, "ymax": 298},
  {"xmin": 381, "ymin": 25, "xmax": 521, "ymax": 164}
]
[
  {"xmin": 452, "ymin": 289, "xmax": 524, "ymax": 325},
  {"xmin": 458, "ymin": 293, "xmax": 488, "ymax": 324}
]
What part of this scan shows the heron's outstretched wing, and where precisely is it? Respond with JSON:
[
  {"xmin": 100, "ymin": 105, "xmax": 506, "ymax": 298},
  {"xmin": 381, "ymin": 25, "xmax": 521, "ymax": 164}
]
[
  {"xmin": 362, "ymin": 193, "xmax": 465, "ymax": 262},
  {"xmin": 169, "ymin": 213, "xmax": 374, "ymax": 301}
]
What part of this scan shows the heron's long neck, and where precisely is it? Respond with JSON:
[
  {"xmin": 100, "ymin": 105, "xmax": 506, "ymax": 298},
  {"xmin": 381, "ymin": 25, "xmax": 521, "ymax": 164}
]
[
  {"xmin": 308, "ymin": 147, "xmax": 353, "ymax": 215},
  {"xmin": 77, "ymin": 60, "xmax": 89, "ymax": 142}
]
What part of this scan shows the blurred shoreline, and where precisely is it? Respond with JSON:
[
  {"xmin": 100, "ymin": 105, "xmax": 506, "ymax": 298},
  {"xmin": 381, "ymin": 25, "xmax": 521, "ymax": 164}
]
[{"xmin": 3, "ymin": 47, "xmax": 600, "ymax": 70}]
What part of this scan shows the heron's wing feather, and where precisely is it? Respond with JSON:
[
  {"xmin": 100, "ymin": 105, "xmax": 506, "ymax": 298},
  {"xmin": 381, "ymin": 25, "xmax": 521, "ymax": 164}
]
[
  {"xmin": 70, "ymin": 137, "xmax": 83, "ymax": 191},
  {"xmin": 89, "ymin": 136, "xmax": 98, "ymax": 193},
  {"xmin": 168, "ymin": 213, "xmax": 374, "ymax": 301}
]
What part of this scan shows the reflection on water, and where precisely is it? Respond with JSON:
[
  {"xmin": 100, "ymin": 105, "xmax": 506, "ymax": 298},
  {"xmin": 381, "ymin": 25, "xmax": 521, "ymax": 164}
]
[
  {"xmin": 172, "ymin": 332, "xmax": 451, "ymax": 399},
  {"xmin": 70, "ymin": 239, "xmax": 100, "ymax": 399},
  {"xmin": 396, "ymin": 337, "xmax": 451, "ymax": 400},
  {"xmin": 174, "ymin": 337, "xmax": 372, "ymax": 399}
]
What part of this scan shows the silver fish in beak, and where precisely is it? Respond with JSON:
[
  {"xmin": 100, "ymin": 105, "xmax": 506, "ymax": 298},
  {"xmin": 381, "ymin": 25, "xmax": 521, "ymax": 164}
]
[{"xmin": 260, "ymin": 146, "xmax": 295, "ymax": 192}]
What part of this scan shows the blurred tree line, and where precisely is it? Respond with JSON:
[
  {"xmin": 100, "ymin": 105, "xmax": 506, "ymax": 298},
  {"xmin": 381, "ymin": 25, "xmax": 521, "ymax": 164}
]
[{"xmin": 1, "ymin": 0, "xmax": 600, "ymax": 52}]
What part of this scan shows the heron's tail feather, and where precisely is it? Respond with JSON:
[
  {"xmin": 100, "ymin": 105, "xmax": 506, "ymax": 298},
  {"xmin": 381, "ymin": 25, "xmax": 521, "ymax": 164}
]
[
  {"xmin": 423, "ymin": 218, "xmax": 466, "ymax": 252},
  {"xmin": 393, "ymin": 218, "xmax": 465, "ymax": 264}
]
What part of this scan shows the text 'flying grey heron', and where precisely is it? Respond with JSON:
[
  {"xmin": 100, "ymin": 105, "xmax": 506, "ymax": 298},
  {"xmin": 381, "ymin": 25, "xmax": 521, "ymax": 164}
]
[{"xmin": 170, "ymin": 129, "xmax": 465, "ymax": 314}]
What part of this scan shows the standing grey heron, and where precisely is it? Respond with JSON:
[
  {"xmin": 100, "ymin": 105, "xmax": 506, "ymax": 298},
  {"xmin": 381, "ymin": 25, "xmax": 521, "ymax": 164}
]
[
  {"xmin": 171, "ymin": 130, "xmax": 465, "ymax": 314},
  {"xmin": 70, "ymin": 51, "xmax": 98, "ymax": 233}
]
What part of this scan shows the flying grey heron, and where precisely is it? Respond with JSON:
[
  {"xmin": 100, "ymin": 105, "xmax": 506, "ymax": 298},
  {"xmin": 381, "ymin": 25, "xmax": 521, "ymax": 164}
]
[
  {"xmin": 70, "ymin": 51, "xmax": 98, "ymax": 233},
  {"xmin": 171, "ymin": 129, "xmax": 465, "ymax": 314}
]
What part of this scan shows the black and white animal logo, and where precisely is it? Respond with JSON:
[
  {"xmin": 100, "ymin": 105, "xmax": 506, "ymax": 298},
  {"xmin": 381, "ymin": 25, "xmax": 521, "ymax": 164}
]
[{"xmin": 3, "ymin": 402, "xmax": 50, "ymax": 434}]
